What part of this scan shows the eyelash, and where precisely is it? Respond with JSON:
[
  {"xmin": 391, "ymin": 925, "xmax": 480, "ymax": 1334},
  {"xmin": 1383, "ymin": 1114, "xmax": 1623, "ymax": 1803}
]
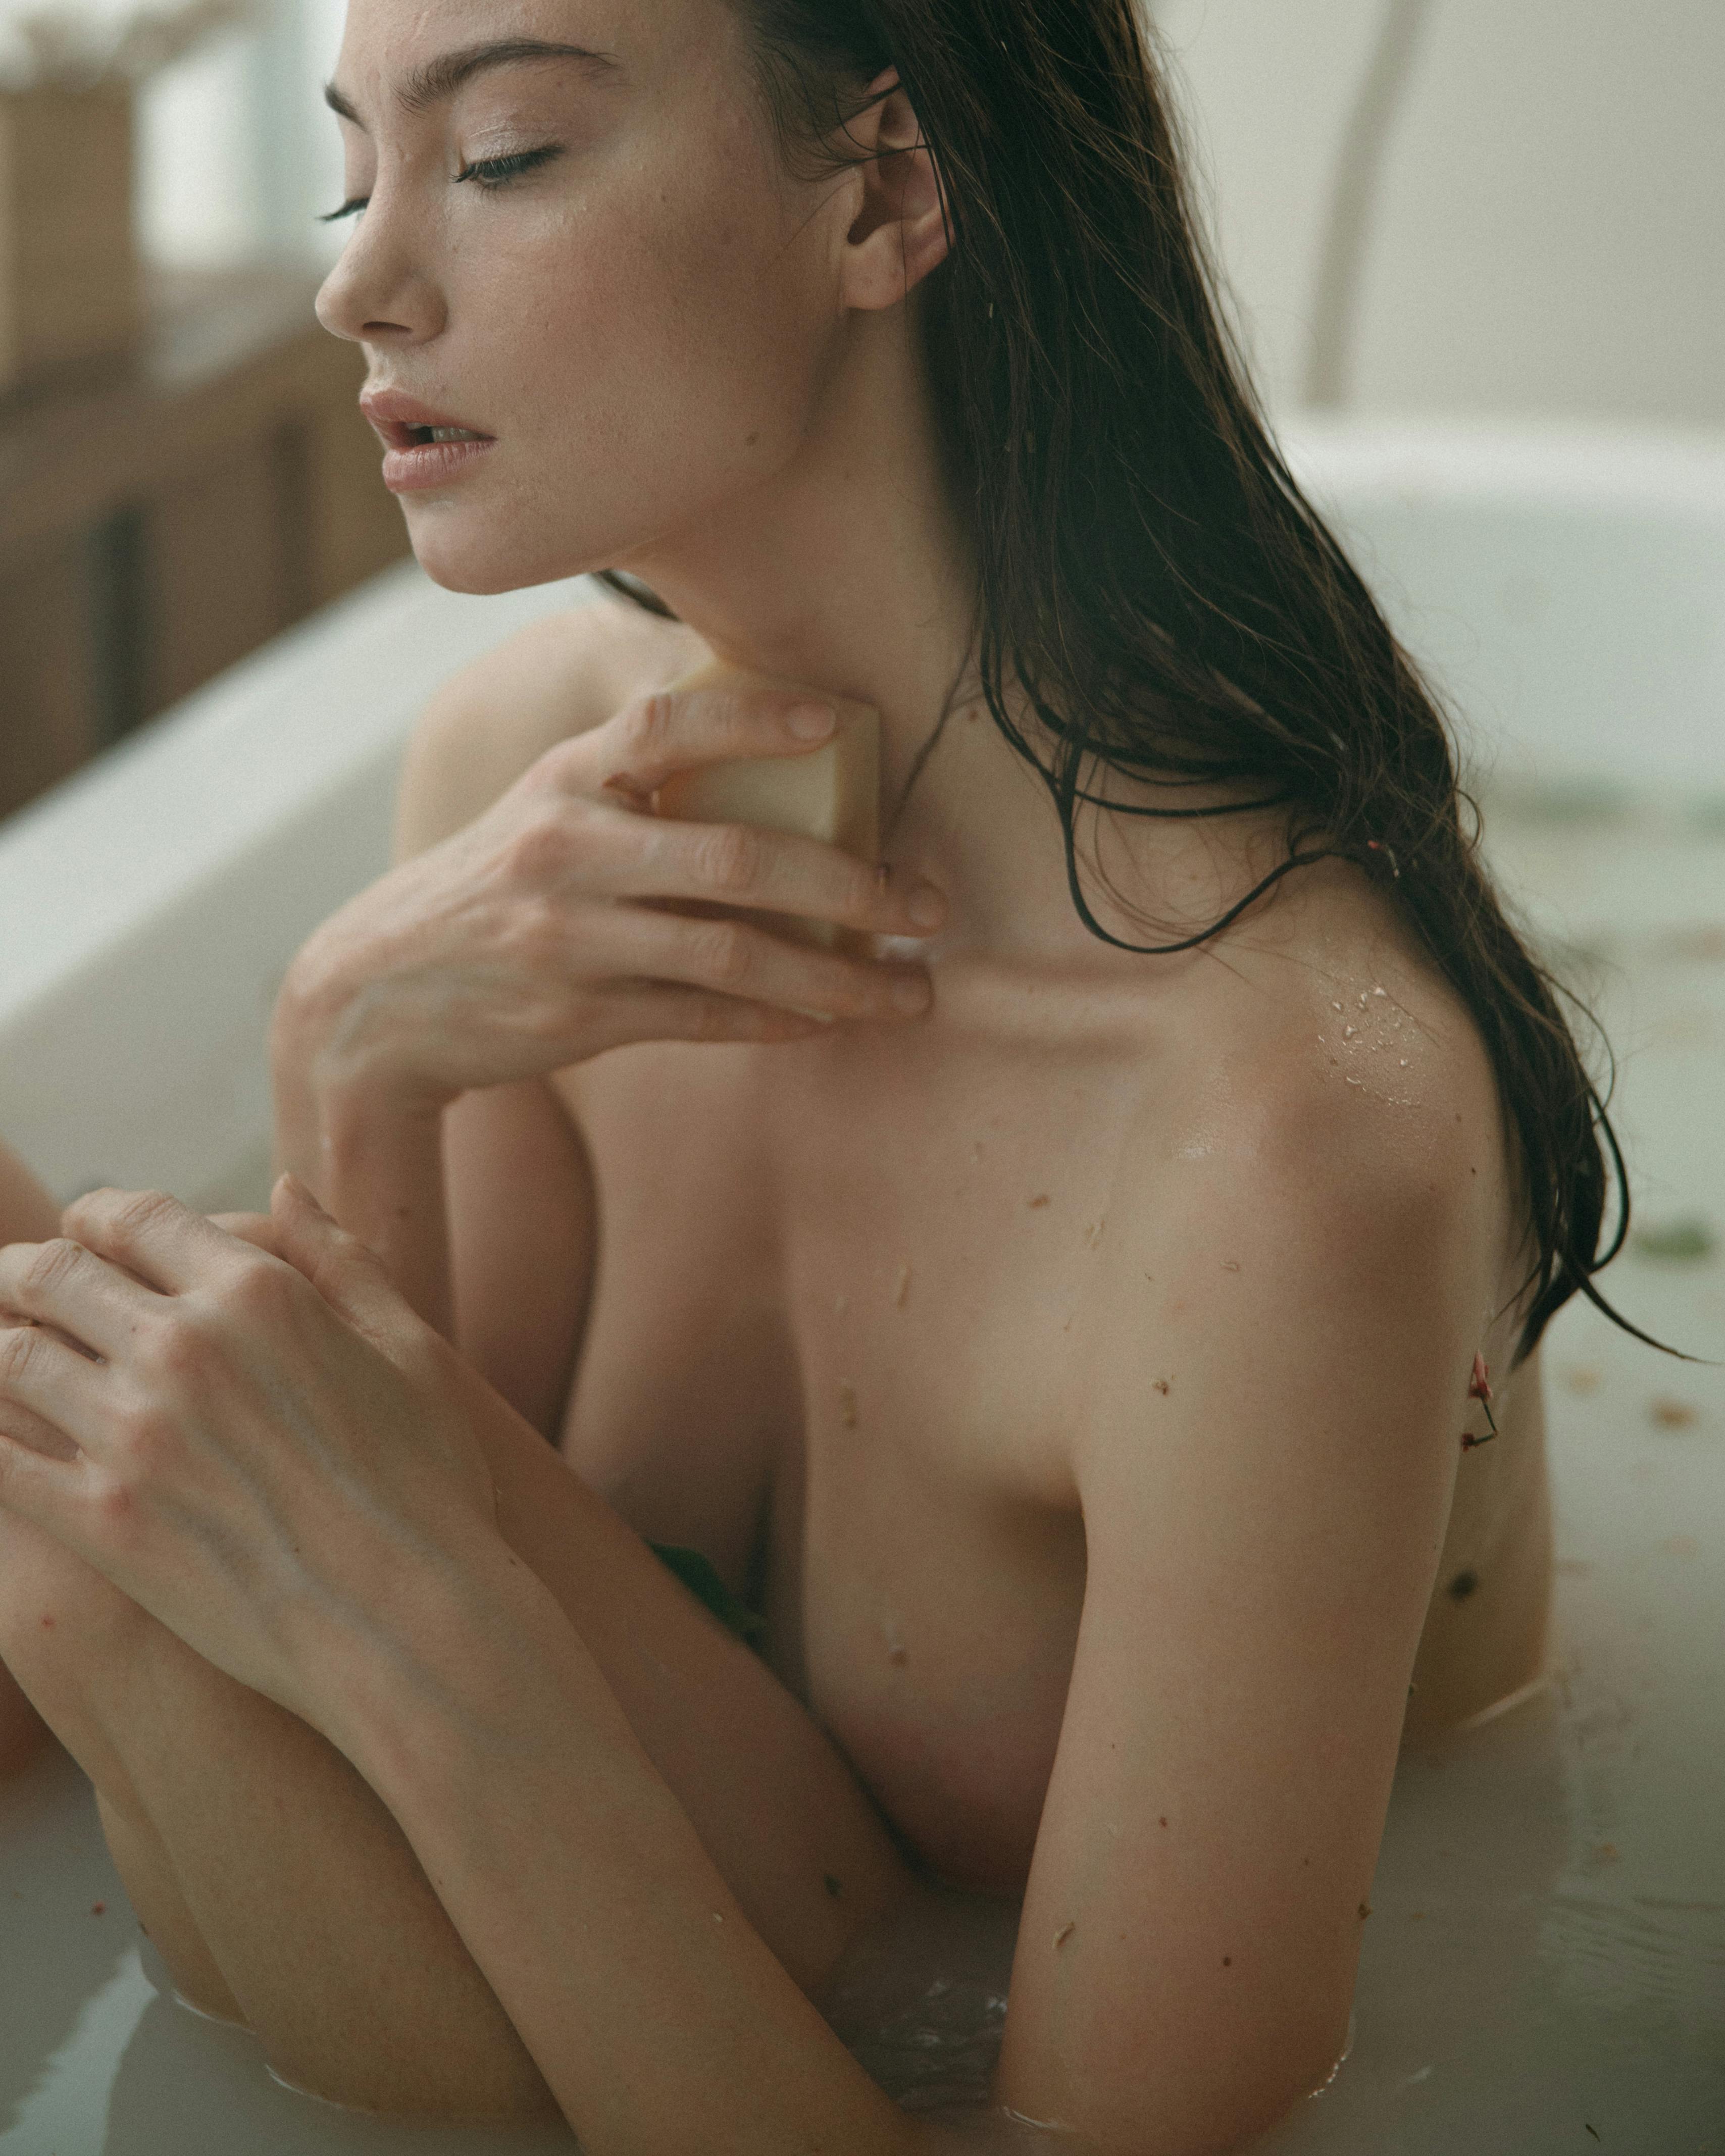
[{"xmin": 318, "ymin": 144, "xmax": 564, "ymax": 224}]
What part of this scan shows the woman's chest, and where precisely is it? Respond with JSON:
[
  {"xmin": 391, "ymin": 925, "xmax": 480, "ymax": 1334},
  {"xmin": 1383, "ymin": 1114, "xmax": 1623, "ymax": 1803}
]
[{"xmin": 550, "ymin": 1036, "xmax": 1118, "ymax": 1886}]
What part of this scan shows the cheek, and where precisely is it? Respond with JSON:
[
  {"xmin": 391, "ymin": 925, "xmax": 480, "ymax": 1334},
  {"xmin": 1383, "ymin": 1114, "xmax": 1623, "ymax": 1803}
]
[
  {"xmin": 608, "ymin": 105, "xmax": 825, "ymax": 397},
  {"xmin": 418, "ymin": 151, "xmax": 836, "ymax": 587},
  {"xmin": 545, "ymin": 184, "xmax": 822, "ymax": 451}
]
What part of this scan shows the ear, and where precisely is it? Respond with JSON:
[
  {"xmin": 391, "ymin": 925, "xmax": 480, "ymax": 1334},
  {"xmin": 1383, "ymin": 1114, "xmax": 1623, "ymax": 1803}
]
[{"xmin": 839, "ymin": 68, "xmax": 952, "ymax": 311}]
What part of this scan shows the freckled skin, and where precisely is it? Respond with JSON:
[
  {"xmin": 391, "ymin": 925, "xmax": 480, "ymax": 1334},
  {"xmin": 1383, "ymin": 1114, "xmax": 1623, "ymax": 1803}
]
[{"xmin": 0, "ymin": 0, "xmax": 1556, "ymax": 2129}]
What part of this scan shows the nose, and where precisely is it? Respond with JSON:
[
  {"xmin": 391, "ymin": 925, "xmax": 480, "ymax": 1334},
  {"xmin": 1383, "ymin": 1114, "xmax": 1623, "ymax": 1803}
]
[{"xmin": 315, "ymin": 190, "xmax": 447, "ymax": 349}]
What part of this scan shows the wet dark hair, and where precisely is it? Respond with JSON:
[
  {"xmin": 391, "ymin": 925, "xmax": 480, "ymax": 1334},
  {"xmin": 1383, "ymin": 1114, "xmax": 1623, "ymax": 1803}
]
[{"xmin": 597, "ymin": 0, "xmax": 1655, "ymax": 1367}]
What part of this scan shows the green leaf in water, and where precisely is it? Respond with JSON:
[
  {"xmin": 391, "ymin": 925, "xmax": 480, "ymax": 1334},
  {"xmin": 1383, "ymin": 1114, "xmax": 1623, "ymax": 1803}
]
[{"xmin": 1631, "ymin": 1216, "xmax": 1718, "ymax": 1263}]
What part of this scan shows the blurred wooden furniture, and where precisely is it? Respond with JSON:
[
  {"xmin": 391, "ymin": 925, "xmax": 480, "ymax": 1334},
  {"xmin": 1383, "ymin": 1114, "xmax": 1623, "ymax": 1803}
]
[
  {"xmin": 0, "ymin": 87, "xmax": 141, "ymax": 396},
  {"xmin": 0, "ymin": 265, "xmax": 411, "ymax": 822}
]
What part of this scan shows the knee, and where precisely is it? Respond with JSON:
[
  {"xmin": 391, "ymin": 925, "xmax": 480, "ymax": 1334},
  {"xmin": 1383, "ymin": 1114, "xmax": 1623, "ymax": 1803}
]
[{"xmin": 0, "ymin": 1508, "xmax": 156, "ymax": 1728}]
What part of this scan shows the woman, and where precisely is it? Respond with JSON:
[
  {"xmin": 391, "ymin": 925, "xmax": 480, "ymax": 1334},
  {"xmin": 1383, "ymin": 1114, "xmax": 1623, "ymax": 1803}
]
[{"xmin": 0, "ymin": 0, "xmax": 1635, "ymax": 2147}]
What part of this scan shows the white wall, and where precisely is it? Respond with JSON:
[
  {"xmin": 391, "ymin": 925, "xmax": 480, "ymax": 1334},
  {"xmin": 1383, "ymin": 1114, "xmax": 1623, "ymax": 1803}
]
[{"xmin": 1150, "ymin": 0, "xmax": 1725, "ymax": 429}]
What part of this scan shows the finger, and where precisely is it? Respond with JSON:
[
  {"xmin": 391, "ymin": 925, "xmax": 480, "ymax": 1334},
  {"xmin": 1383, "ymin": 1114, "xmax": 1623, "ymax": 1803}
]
[
  {"xmin": 265, "ymin": 1177, "xmax": 425, "ymax": 1344},
  {"xmin": 206, "ymin": 1211, "xmax": 284, "ymax": 1258},
  {"xmin": 0, "ymin": 1235, "xmax": 163, "ymax": 1363},
  {"xmin": 606, "ymin": 904, "xmax": 934, "ymax": 1024},
  {"xmin": 60, "ymin": 1187, "xmax": 250, "ymax": 1299},
  {"xmin": 0, "ymin": 1422, "xmax": 85, "ymax": 1535},
  {"xmin": 581, "ymin": 984, "xmax": 834, "ymax": 1052},
  {"xmin": 0, "ymin": 1320, "xmax": 108, "ymax": 1459},
  {"xmin": 622, "ymin": 816, "xmax": 945, "ymax": 942},
  {"xmin": 0, "ymin": 1393, "xmax": 81, "ymax": 1464},
  {"xmin": 567, "ymin": 679, "xmax": 846, "ymax": 797}
]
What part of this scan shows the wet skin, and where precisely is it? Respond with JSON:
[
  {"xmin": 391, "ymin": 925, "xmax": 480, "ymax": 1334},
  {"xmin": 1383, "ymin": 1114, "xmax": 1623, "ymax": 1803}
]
[
  {"xmin": 0, "ymin": 0, "xmax": 1552, "ymax": 2141},
  {"xmin": 440, "ymin": 605, "xmax": 1556, "ymax": 1889}
]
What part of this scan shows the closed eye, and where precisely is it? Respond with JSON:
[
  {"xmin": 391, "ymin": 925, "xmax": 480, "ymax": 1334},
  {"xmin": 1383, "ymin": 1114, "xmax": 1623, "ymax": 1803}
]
[
  {"xmin": 318, "ymin": 143, "xmax": 565, "ymax": 223},
  {"xmin": 455, "ymin": 144, "xmax": 565, "ymax": 189}
]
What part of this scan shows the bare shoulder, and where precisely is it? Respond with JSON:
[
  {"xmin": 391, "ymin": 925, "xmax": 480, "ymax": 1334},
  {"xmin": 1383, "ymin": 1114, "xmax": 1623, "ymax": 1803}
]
[
  {"xmin": 1193, "ymin": 870, "xmax": 1502, "ymax": 1200},
  {"xmin": 393, "ymin": 587, "xmax": 709, "ymax": 857},
  {"xmin": 1108, "ymin": 864, "xmax": 1517, "ymax": 1323}
]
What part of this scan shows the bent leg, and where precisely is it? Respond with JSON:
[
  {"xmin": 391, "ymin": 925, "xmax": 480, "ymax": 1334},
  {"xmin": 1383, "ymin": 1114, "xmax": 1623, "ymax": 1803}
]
[
  {"xmin": 0, "ymin": 1291, "xmax": 916, "ymax": 2117},
  {"xmin": 0, "ymin": 1505, "xmax": 560, "ymax": 2119}
]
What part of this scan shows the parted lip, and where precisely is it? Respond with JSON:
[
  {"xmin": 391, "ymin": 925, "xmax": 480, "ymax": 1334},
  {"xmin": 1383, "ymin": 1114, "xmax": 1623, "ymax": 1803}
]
[{"xmin": 360, "ymin": 388, "xmax": 495, "ymax": 448}]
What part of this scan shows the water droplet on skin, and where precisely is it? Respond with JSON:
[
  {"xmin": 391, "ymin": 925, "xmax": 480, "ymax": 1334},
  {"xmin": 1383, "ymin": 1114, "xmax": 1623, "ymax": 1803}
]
[
  {"xmin": 839, "ymin": 1380, "xmax": 859, "ymax": 1428},
  {"xmin": 894, "ymin": 1260, "xmax": 912, "ymax": 1308}
]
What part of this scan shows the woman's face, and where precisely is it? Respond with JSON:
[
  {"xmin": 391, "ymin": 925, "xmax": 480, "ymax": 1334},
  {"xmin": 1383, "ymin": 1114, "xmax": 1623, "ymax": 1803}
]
[{"xmin": 317, "ymin": 0, "xmax": 853, "ymax": 594}]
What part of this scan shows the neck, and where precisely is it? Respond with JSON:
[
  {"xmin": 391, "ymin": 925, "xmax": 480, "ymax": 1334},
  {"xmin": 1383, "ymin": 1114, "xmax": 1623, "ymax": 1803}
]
[
  {"xmin": 615, "ymin": 304, "xmax": 986, "ymax": 810},
  {"xmin": 610, "ymin": 305, "xmax": 1236, "ymax": 968}
]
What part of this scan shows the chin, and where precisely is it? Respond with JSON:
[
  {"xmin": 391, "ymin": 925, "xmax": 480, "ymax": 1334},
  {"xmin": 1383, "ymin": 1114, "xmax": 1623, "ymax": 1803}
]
[{"xmin": 404, "ymin": 509, "xmax": 598, "ymax": 598}]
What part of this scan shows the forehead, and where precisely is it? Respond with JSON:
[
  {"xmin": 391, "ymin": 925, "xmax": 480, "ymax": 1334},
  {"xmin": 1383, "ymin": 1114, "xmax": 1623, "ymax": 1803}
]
[{"xmin": 330, "ymin": 0, "xmax": 734, "ymax": 86}]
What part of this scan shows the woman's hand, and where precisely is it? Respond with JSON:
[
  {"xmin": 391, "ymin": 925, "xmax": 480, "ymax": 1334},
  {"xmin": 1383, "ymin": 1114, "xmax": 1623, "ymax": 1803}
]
[
  {"xmin": 275, "ymin": 676, "xmax": 947, "ymax": 1115},
  {"xmin": 0, "ymin": 1176, "xmax": 498, "ymax": 1730}
]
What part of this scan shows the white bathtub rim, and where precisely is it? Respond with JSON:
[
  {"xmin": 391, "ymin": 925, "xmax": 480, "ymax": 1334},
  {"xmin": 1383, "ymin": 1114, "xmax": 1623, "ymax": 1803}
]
[
  {"xmin": 0, "ymin": 563, "xmax": 597, "ymax": 1031},
  {"xmin": 1279, "ymin": 409, "xmax": 1725, "ymax": 518}
]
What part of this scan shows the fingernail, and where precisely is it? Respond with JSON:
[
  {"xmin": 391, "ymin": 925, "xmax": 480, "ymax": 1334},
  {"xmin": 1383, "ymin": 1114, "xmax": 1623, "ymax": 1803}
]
[
  {"xmin": 787, "ymin": 703, "xmax": 837, "ymax": 741},
  {"xmin": 906, "ymin": 881, "xmax": 946, "ymax": 931},
  {"xmin": 875, "ymin": 861, "xmax": 893, "ymax": 891},
  {"xmin": 890, "ymin": 972, "xmax": 932, "ymax": 1015}
]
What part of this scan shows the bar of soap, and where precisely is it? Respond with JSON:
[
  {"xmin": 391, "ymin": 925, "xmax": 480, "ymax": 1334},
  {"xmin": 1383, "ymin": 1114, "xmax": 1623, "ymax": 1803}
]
[{"xmin": 652, "ymin": 659, "xmax": 881, "ymax": 951}]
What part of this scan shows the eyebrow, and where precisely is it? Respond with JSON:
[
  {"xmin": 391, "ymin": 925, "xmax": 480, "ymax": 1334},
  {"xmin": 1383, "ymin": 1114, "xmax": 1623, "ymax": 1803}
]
[{"xmin": 324, "ymin": 38, "xmax": 620, "ymax": 127}]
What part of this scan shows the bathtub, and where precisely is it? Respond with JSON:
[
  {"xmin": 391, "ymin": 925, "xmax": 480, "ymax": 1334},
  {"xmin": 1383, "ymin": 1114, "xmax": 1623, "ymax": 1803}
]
[{"xmin": 1, "ymin": 421, "xmax": 1722, "ymax": 2152}]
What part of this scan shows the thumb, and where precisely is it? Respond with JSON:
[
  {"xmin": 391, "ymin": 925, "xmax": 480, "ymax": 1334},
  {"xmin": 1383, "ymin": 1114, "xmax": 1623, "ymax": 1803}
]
[{"xmin": 268, "ymin": 1175, "xmax": 408, "ymax": 1337}]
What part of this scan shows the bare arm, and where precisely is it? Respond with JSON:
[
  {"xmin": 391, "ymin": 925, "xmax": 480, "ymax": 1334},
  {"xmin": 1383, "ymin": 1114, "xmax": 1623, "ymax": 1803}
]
[
  {"xmin": 268, "ymin": 606, "xmax": 628, "ymax": 1346},
  {"xmin": 267, "ymin": 601, "xmax": 935, "ymax": 1365}
]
